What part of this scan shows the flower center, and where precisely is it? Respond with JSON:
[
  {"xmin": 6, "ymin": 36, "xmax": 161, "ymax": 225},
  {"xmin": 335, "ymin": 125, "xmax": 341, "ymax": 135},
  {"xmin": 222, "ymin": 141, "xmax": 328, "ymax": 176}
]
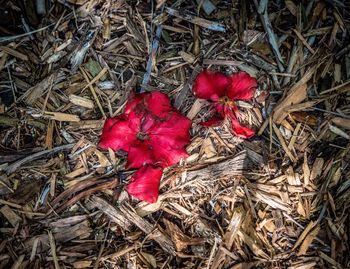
[
  {"xmin": 137, "ymin": 132, "xmax": 149, "ymax": 141},
  {"xmin": 219, "ymin": 96, "xmax": 235, "ymax": 107}
]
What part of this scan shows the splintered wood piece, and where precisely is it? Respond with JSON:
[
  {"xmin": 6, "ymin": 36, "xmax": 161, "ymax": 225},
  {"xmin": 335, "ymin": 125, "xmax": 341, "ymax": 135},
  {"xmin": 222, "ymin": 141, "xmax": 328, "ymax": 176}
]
[
  {"xmin": 119, "ymin": 203, "xmax": 177, "ymax": 256},
  {"xmin": 165, "ymin": 7, "xmax": 225, "ymax": 32},
  {"xmin": 273, "ymin": 123, "xmax": 297, "ymax": 162},
  {"xmin": 310, "ymin": 158, "xmax": 324, "ymax": 182},
  {"xmin": 331, "ymin": 117, "xmax": 350, "ymax": 130},
  {"xmin": 25, "ymin": 220, "xmax": 92, "ymax": 252},
  {"xmin": 163, "ymin": 219, "xmax": 190, "ymax": 251},
  {"xmin": 200, "ymin": 137, "xmax": 217, "ymax": 159},
  {"xmin": 80, "ymin": 67, "xmax": 106, "ymax": 118},
  {"xmin": 186, "ymin": 99, "xmax": 206, "ymax": 119},
  {"xmin": 237, "ymin": 230, "xmax": 269, "ymax": 259},
  {"xmin": 297, "ymin": 226, "xmax": 320, "ymax": 256},
  {"xmin": 185, "ymin": 151, "xmax": 247, "ymax": 181},
  {"xmin": 0, "ymin": 205, "xmax": 21, "ymax": 227},
  {"xmin": 292, "ymin": 221, "xmax": 317, "ymax": 251},
  {"xmin": 48, "ymin": 231, "xmax": 60, "ymax": 269},
  {"xmin": 50, "ymin": 178, "xmax": 119, "ymax": 213},
  {"xmin": 69, "ymin": 94, "xmax": 94, "ymax": 109},
  {"xmin": 10, "ymin": 254, "xmax": 25, "ymax": 269},
  {"xmin": 22, "ymin": 73, "xmax": 56, "ymax": 105},
  {"xmin": 163, "ymin": 218, "xmax": 205, "ymax": 252},
  {"xmin": 65, "ymin": 167, "xmax": 86, "ymax": 179},
  {"xmin": 0, "ymin": 46, "xmax": 29, "ymax": 61},
  {"xmin": 44, "ymin": 111, "xmax": 80, "ymax": 122},
  {"xmin": 69, "ymin": 120, "xmax": 104, "ymax": 129},
  {"xmin": 303, "ymin": 152, "xmax": 311, "ymax": 186},
  {"xmin": 223, "ymin": 206, "xmax": 245, "ymax": 249},
  {"xmin": 90, "ymin": 196, "xmax": 132, "ymax": 229},
  {"xmin": 72, "ymin": 260, "xmax": 92, "ymax": 268},
  {"xmin": 273, "ymin": 66, "xmax": 316, "ymax": 124},
  {"xmin": 253, "ymin": 190, "xmax": 291, "ymax": 212}
]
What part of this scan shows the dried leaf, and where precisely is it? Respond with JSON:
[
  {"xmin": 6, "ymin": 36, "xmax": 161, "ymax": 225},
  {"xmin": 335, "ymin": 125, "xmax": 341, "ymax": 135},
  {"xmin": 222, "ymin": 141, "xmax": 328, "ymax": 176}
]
[{"xmin": 141, "ymin": 252, "xmax": 157, "ymax": 268}]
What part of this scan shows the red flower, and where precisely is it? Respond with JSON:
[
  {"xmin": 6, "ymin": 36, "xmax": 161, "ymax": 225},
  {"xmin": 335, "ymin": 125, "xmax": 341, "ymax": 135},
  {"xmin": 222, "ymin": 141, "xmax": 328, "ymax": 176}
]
[
  {"xmin": 98, "ymin": 91, "xmax": 192, "ymax": 203},
  {"xmin": 125, "ymin": 165, "xmax": 163, "ymax": 203},
  {"xmin": 193, "ymin": 70, "xmax": 257, "ymax": 138},
  {"xmin": 99, "ymin": 92, "xmax": 191, "ymax": 168}
]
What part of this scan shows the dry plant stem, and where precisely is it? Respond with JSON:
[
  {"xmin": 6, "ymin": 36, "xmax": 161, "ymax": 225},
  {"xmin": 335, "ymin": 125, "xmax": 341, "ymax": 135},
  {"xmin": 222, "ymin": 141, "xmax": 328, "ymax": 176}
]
[
  {"xmin": 5, "ymin": 144, "xmax": 74, "ymax": 174},
  {"xmin": 253, "ymin": 0, "xmax": 284, "ymax": 71}
]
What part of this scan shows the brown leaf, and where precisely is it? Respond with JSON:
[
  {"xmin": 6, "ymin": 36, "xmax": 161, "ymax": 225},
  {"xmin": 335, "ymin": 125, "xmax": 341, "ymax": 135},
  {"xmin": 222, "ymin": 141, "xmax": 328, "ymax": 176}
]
[{"xmin": 273, "ymin": 66, "xmax": 316, "ymax": 124}]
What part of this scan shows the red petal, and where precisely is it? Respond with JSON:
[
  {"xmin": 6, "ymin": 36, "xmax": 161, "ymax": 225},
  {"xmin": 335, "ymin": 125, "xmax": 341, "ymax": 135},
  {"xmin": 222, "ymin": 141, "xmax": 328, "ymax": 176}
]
[
  {"xmin": 149, "ymin": 112, "xmax": 191, "ymax": 149},
  {"xmin": 124, "ymin": 92, "xmax": 144, "ymax": 115},
  {"xmin": 227, "ymin": 72, "xmax": 257, "ymax": 101},
  {"xmin": 126, "ymin": 142, "xmax": 155, "ymax": 169},
  {"xmin": 145, "ymin": 91, "xmax": 173, "ymax": 118},
  {"xmin": 126, "ymin": 165, "xmax": 163, "ymax": 203},
  {"xmin": 127, "ymin": 111, "xmax": 191, "ymax": 168},
  {"xmin": 98, "ymin": 116, "xmax": 138, "ymax": 151},
  {"xmin": 146, "ymin": 112, "xmax": 191, "ymax": 167},
  {"xmin": 193, "ymin": 70, "xmax": 230, "ymax": 101},
  {"xmin": 151, "ymin": 138, "xmax": 189, "ymax": 167},
  {"xmin": 229, "ymin": 117, "xmax": 255, "ymax": 138},
  {"xmin": 125, "ymin": 91, "xmax": 173, "ymax": 119},
  {"xmin": 213, "ymin": 103, "xmax": 227, "ymax": 117},
  {"xmin": 201, "ymin": 115, "xmax": 224, "ymax": 127}
]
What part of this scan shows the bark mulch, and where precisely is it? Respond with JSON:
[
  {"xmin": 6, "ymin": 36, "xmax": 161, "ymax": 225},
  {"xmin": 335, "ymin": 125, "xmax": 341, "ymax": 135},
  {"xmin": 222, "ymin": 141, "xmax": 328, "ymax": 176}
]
[{"xmin": 0, "ymin": 0, "xmax": 349, "ymax": 268}]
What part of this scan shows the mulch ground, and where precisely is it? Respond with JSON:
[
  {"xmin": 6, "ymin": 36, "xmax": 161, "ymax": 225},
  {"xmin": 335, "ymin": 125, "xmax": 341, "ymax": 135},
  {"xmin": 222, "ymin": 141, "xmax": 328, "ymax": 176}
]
[{"xmin": 0, "ymin": 0, "xmax": 349, "ymax": 268}]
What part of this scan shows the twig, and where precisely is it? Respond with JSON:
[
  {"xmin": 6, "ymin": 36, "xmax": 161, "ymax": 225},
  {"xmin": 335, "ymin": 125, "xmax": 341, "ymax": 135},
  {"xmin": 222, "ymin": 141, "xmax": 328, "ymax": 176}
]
[
  {"xmin": 5, "ymin": 144, "xmax": 74, "ymax": 174},
  {"xmin": 0, "ymin": 24, "xmax": 54, "ymax": 43},
  {"xmin": 141, "ymin": 24, "xmax": 163, "ymax": 92},
  {"xmin": 48, "ymin": 231, "xmax": 60, "ymax": 269},
  {"xmin": 166, "ymin": 7, "xmax": 225, "ymax": 32},
  {"xmin": 253, "ymin": 0, "xmax": 284, "ymax": 71}
]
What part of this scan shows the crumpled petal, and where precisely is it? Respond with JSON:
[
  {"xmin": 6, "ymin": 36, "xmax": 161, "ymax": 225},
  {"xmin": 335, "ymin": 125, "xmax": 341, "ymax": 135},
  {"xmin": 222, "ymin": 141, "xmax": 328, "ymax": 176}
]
[
  {"xmin": 126, "ymin": 165, "xmax": 163, "ymax": 203},
  {"xmin": 124, "ymin": 92, "xmax": 144, "ymax": 115},
  {"xmin": 143, "ymin": 112, "xmax": 191, "ymax": 167},
  {"xmin": 229, "ymin": 116, "xmax": 255, "ymax": 138},
  {"xmin": 150, "ymin": 137, "xmax": 189, "ymax": 167},
  {"xmin": 149, "ymin": 112, "xmax": 191, "ymax": 149},
  {"xmin": 98, "ymin": 116, "xmax": 138, "ymax": 151},
  {"xmin": 126, "ymin": 142, "xmax": 155, "ymax": 169},
  {"xmin": 201, "ymin": 115, "xmax": 224, "ymax": 127},
  {"xmin": 193, "ymin": 70, "xmax": 230, "ymax": 101},
  {"xmin": 125, "ymin": 91, "xmax": 173, "ymax": 119},
  {"xmin": 144, "ymin": 91, "xmax": 173, "ymax": 118},
  {"xmin": 213, "ymin": 103, "xmax": 226, "ymax": 117},
  {"xmin": 126, "ymin": 110, "xmax": 144, "ymax": 133},
  {"xmin": 227, "ymin": 72, "xmax": 257, "ymax": 101}
]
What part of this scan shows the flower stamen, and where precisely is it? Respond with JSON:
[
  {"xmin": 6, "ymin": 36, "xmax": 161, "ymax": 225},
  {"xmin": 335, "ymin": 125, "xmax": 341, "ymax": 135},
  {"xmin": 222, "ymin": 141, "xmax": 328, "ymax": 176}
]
[
  {"xmin": 137, "ymin": 132, "xmax": 149, "ymax": 141},
  {"xmin": 220, "ymin": 96, "xmax": 236, "ymax": 107}
]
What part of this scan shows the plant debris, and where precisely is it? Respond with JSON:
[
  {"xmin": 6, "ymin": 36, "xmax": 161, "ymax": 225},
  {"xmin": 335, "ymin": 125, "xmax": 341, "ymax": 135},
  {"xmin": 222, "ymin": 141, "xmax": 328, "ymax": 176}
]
[{"xmin": 0, "ymin": 0, "xmax": 349, "ymax": 268}]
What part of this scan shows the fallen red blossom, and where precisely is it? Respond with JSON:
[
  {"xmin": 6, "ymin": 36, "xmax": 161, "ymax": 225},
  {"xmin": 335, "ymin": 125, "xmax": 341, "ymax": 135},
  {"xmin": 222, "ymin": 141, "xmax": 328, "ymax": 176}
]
[
  {"xmin": 193, "ymin": 70, "xmax": 258, "ymax": 138},
  {"xmin": 98, "ymin": 91, "xmax": 191, "ymax": 203}
]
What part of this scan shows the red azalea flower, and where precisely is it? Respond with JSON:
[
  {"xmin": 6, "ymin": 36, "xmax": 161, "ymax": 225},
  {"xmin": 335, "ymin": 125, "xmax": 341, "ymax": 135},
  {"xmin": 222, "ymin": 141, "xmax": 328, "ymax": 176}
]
[
  {"xmin": 125, "ymin": 165, "xmax": 163, "ymax": 203},
  {"xmin": 98, "ymin": 91, "xmax": 191, "ymax": 169},
  {"xmin": 193, "ymin": 70, "xmax": 257, "ymax": 138}
]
